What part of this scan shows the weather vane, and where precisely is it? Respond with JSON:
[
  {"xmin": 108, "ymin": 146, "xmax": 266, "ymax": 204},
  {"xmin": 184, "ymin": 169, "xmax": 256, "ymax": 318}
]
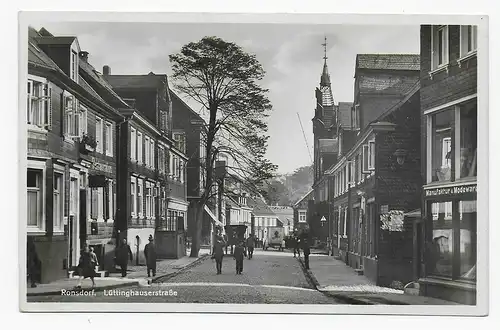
[{"xmin": 322, "ymin": 36, "xmax": 328, "ymax": 61}]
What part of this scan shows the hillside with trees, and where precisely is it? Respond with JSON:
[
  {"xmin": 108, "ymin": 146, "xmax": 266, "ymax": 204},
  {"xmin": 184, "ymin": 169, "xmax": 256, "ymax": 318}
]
[{"xmin": 263, "ymin": 165, "xmax": 313, "ymax": 206}]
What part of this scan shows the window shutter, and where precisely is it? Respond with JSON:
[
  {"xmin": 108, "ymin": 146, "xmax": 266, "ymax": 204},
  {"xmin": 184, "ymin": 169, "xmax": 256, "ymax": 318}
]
[
  {"xmin": 368, "ymin": 141, "xmax": 375, "ymax": 170},
  {"xmin": 44, "ymin": 84, "xmax": 52, "ymax": 130},
  {"xmin": 27, "ymin": 81, "xmax": 33, "ymax": 124}
]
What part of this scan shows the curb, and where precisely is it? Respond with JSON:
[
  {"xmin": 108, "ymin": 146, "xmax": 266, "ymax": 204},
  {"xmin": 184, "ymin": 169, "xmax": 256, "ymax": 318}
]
[
  {"xmin": 27, "ymin": 254, "xmax": 210, "ymax": 297},
  {"xmin": 151, "ymin": 254, "xmax": 210, "ymax": 283},
  {"xmin": 27, "ymin": 280, "xmax": 140, "ymax": 297},
  {"xmin": 296, "ymin": 256, "xmax": 375, "ymax": 305}
]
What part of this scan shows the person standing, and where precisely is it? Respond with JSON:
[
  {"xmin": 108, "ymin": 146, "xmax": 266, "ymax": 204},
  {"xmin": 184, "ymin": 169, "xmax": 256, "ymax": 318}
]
[
  {"xmin": 115, "ymin": 238, "xmax": 133, "ymax": 277},
  {"xmin": 212, "ymin": 236, "xmax": 225, "ymax": 274},
  {"xmin": 246, "ymin": 234, "xmax": 255, "ymax": 260},
  {"xmin": 302, "ymin": 237, "xmax": 311, "ymax": 270},
  {"xmin": 75, "ymin": 246, "xmax": 96, "ymax": 289},
  {"xmin": 144, "ymin": 235, "xmax": 157, "ymax": 277},
  {"xmin": 233, "ymin": 241, "xmax": 247, "ymax": 274},
  {"xmin": 89, "ymin": 247, "xmax": 99, "ymax": 272}
]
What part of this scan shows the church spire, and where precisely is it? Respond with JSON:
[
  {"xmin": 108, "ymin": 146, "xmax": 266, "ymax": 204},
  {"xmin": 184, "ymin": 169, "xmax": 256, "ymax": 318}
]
[{"xmin": 320, "ymin": 36, "xmax": 331, "ymax": 87}]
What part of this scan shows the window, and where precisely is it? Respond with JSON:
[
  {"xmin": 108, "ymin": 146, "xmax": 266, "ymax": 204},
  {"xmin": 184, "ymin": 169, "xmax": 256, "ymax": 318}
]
[
  {"xmin": 70, "ymin": 50, "xmax": 78, "ymax": 81},
  {"xmin": 173, "ymin": 132, "xmax": 186, "ymax": 153},
  {"xmin": 457, "ymin": 102, "xmax": 477, "ymax": 179},
  {"xmin": 169, "ymin": 152, "xmax": 174, "ymax": 179},
  {"xmin": 430, "ymin": 201, "xmax": 453, "ymax": 277},
  {"xmin": 167, "ymin": 210, "xmax": 176, "ymax": 231},
  {"xmin": 343, "ymin": 207, "xmax": 348, "ymax": 237},
  {"xmin": 145, "ymin": 183, "xmax": 152, "ymax": 219},
  {"xmin": 145, "ymin": 136, "xmax": 150, "ymax": 167},
  {"xmin": 27, "ymin": 169, "xmax": 43, "ymax": 229},
  {"xmin": 137, "ymin": 179, "xmax": 143, "ymax": 218},
  {"xmin": 78, "ymin": 105, "xmax": 87, "ymax": 136},
  {"xmin": 430, "ymin": 110, "xmax": 454, "ymax": 182},
  {"xmin": 27, "ymin": 79, "xmax": 51, "ymax": 129},
  {"xmin": 362, "ymin": 144, "xmax": 370, "ymax": 173},
  {"xmin": 90, "ymin": 188, "xmax": 104, "ymax": 221},
  {"xmin": 352, "ymin": 104, "xmax": 360, "ymax": 129},
  {"xmin": 95, "ymin": 117, "xmax": 103, "ymax": 153},
  {"xmin": 459, "ymin": 200, "xmax": 477, "ymax": 280},
  {"xmin": 130, "ymin": 179, "xmax": 136, "ymax": 216},
  {"xmin": 53, "ymin": 173, "xmax": 64, "ymax": 232},
  {"xmin": 368, "ymin": 141, "xmax": 375, "ymax": 170},
  {"xmin": 130, "ymin": 128, "xmax": 137, "ymax": 161},
  {"xmin": 460, "ymin": 25, "xmax": 478, "ymax": 57},
  {"xmin": 64, "ymin": 95, "xmax": 79, "ymax": 138},
  {"xmin": 105, "ymin": 122, "xmax": 113, "ymax": 156},
  {"xmin": 152, "ymin": 186, "xmax": 157, "ymax": 219},
  {"xmin": 107, "ymin": 181, "xmax": 114, "ymax": 221},
  {"xmin": 174, "ymin": 156, "xmax": 179, "ymax": 181},
  {"xmin": 150, "ymin": 140, "xmax": 155, "ymax": 169},
  {"xmin": 298, "ymin": 210, "xmax": 307, "ymax": 223},
  {"xmin": 160, "ymin": 111, "xmax": 168, "ymax": 131},
  {"xmin": 179, "ymin": 159, "xmax": 184, "ymax": 183},
  {"xmin": 431, "ymin": 25, "xmax": 449, "ymax": 70},
  {"xmin": 159, "ymin": 146, "xmax": 165, "ymax": 173},
  {"xmin": 137, "ymin": 132, "xmax": 143, "ymax": 164}
]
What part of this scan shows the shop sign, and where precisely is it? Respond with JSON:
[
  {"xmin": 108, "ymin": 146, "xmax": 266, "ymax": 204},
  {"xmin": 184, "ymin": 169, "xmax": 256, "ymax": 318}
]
[
  {"xmin": 425, "ymin": 184, "xmax": 477, "ymax": 197},
  {"xmin": 90, "ymin": 159, "xmax": 113, "ymax": 175}
]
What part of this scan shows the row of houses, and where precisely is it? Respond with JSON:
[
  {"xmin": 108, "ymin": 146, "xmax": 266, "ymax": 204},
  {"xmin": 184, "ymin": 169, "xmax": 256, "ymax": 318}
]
[
  {"xmin": 25, "ymin": 26, "xmax": 293, "ymax": 284},
  {"xmin": 294, "ymin": 25, "xmax": 477, "ymax": 304}
]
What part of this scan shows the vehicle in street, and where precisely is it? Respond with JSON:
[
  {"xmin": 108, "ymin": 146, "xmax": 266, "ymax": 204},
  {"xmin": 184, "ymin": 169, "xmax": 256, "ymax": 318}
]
[{"xmin": 264, "ymin": 227, "xmax": 285, "ymax": 251}]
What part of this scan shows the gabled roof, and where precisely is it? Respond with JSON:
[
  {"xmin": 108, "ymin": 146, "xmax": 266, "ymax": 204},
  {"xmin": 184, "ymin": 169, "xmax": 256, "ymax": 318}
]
[
  {"xmin": 34, "ymin": 36, "xmax": 77, "ymax": 45},
  {"xmin": 358, "ymin": 75, "xmax": 420, "ymax": 95},
  {"xmin": 105, "ymin": 73, "xmax": 167, "ymax": 90},
  {"xmin": 248, "ymin": 197, "xmax": 277, "ymax": 217},
  {"xmin": 293, "ymin": 188, "xmax": 314, "ymax": 208},
  {"xmin": 356, "ymin": 54, "xmax": 420, "ymax": 71}
]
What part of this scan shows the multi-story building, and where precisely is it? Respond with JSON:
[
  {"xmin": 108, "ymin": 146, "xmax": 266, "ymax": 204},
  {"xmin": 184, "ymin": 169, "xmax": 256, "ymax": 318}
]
[
  {"xmin": 321, "ymin": 53, "xmax": 422, "ymax": 287},
  {"xmin": 248, "ymin": 197, "xmax": 281, "ymax": 243},
  {"xmin": 225, "ymin": 193, "xmax": 253, "ymax": 237},
  {"xmin": 104, "ymin": 70, "xmax": 189, "ymax": 260},
  {"xmin": 26, "ymin": 27, "xmax": 125, "ymax": 282},
  {"xmin": 292, "ymin": 189, "xmax": 313, "ymax": 235},
  {"xmin": 417, "ymin": 25, "xmax": 477, "ymax": 304},
  {"xmin": 269, "ymin": 206, "xmax": 294, "ymax": 237}
]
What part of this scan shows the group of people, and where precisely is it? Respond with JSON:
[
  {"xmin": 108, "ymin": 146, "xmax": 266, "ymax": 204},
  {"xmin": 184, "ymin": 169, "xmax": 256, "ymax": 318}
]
[
  {"xmin": 212, "ymin": 233, "xmax": 257, "ymax": 275},
  {"xmin": 72, "ymin": 235, "xmax": 158, "ymax": 289}
]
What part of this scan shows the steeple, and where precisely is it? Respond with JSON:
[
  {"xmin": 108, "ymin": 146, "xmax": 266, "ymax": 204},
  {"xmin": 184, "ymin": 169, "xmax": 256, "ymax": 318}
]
[{"xmin": 320, "ymin": 36, "xmax": 331, "ymax": 87}]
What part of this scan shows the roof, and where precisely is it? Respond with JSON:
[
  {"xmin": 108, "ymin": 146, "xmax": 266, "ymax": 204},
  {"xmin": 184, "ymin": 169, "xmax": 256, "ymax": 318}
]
[
  {"xmin": 248, "ymin": 198, "xmax": 277, "ymax": 217},
  {"xmin": 170, "ymin": 89, "xmax": 206, "ymax": 125},
  {"xmin": 28, "ymin": 27, "xmax": 61, "ymax": 71},
  {"xmin": 293, "ymin": 189, "xmax": 314, "ymax": 208},
  {"xmin": 358, "ymin": 75, "xmax": 420, "ymax": 95},
  {"xmin": 34, "ymin": 36, "xmax": 77, "ymax": 46},
  {"xmin": 337, "ymin": 102, "xmax": 353, "ymax": 129},
  {"xmin": 105, "ymin": 74, "xmax": 167, "ymax": 90},
  {"xmin": 79, "ymin": 74, "xmax": 107, "ymax": 104},
  {"xmin": 269, "ymin": 206, "xmax": 293, "ymax": 226},
  {"xmin": 356, "ymin": 54, "xmax": 420, "ymax": 71}
]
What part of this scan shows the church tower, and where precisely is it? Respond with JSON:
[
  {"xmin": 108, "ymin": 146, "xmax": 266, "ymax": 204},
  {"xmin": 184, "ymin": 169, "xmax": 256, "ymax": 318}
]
[{"xmin": 313, "ymin": 37, "xmax": 338, "ymax": 184}]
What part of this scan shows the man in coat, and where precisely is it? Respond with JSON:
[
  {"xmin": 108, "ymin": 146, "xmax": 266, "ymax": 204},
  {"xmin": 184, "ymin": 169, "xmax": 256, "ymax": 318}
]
[
  {"xmin": 144, "ymin": 235, "xmax": 157, "ymax": 277},
  {"xmin": 233, "ymin": 240, "xmax": 247, "ymax": 274},
  {"xmin": 212, "ymin": 236, "xmax": 225, "ymax": 274},
  {"xmin": 246, "ymin": 234, "xmax": 255, "ymax": 260},
  {"xmin": 302, "ymin": 236, "xmax": 311, "ymax": 270},
  {"xmin": 116, "ymin": 238, "xmax": 133, "ymax": 277}
]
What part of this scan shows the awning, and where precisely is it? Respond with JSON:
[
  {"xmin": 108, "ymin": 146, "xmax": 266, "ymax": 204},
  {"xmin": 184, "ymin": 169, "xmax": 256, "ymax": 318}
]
[
  {"xmin": 204, "ymin": 205, "xmax": 224, "ymax": 227},
  {"xmin": 404, "ymin": 209, "xmax": 421, "ymax": 218}
]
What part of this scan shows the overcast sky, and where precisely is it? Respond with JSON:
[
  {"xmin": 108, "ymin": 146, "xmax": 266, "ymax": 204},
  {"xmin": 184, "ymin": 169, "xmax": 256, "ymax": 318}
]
[{"xmin": 32, "ymin": 22, "xmax": 420, "ymax": 174}]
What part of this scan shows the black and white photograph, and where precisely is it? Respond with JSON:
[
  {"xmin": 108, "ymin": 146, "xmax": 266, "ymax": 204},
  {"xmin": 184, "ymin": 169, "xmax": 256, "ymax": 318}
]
[{"xmin": 17, "ymin": 9, "xmax": 489, "ymax": 315}]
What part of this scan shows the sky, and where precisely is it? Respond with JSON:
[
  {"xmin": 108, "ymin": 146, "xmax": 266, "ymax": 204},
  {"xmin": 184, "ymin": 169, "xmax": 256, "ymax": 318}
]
[{"xmin": 31, "ymin": 22, "xmax": 420, "ymax": 174}]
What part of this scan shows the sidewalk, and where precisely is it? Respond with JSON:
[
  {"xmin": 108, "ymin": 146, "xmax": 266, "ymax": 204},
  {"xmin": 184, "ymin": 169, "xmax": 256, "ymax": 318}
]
[
  {"xmin": 298, "ymin": 254, "xmax": 458, "ymax": 305},
  {"xmin": 27, "ymin": 248, "xmax": 210, "ymax": 297}
]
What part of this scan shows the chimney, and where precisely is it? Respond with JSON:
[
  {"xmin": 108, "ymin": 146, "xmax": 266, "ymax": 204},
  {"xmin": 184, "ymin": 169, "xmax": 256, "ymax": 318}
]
[
  {"xmin": 103, "ymin": 65, "xmax": 111, "ymax": 75},
  {"xmin": 79, "ymin": 51, "xmax": 89, "ymax": 62}
]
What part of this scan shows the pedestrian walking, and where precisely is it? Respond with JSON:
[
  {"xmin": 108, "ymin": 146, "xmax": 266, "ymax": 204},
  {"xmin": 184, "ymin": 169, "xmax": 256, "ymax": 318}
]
[
  {"xmin": 246, "ymin": 234, "xmax": 255, "ymax": 259},
  {"xmin": 302, "ymin": 238, "xmax": 311, "ymax": 270},
  {"xmin": 75, "ymin": 246, "xmax": 96, "ymax": 289},
  {"xmin": 115, "ymin": 238, "xmax": 133, "ymax": 277},
  {"xmin": 212, "ymin": 236, "xmax": 225, "ymax": 274},
  {"xmin": 144, "ymin": 235, "xmax": 157, "ymax": 277},
  {"xmin": 233, "ymin": 241, "xmax": 247, "ymax": 274}
]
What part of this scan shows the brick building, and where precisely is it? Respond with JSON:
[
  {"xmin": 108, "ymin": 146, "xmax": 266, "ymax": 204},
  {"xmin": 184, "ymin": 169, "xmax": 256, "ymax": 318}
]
[
  {"xmin": 417, "ymin": 25, "xmax": 477, "ymax": 304},
  {"xmin": 324, "ymin": 54, "xmax": 422, "ymax": 287},
  {"xmin": 26, "ymin": 27, "xmax": 125, "ymax": 282},
  {"xmin": 104, "ymin": 71, "xmax": 189, "ymax": 260},
  {"xmin": 292, "ymin": 189, "xmax": 313, "ymax": 235}
]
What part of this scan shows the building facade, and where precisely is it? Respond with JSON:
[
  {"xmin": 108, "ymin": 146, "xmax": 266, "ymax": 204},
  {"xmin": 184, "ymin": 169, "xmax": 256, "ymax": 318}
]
[
  {"xmin": 293, "ymin": 189, "xmax": 313, "ymax": 235},
  {"xmin": 104, "ymin": 71, "xmax": 189, "ymax": 260},
  {"xmin": 248, "ymin": 197, "xmax": 281, "ymax": 243},
  {"xmin": 417, "ymin": 25, "xmax": 477, "ymax": 304},
  {"xmin": 27, "ymin": 27, "xmax": 125, "ymax": 282}
]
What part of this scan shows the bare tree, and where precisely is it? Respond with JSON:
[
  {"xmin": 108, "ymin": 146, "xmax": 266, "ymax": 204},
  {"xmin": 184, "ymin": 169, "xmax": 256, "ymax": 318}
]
[{"xmin": 169, "ymin": 36, "xmax": 277, "ymax": 257}]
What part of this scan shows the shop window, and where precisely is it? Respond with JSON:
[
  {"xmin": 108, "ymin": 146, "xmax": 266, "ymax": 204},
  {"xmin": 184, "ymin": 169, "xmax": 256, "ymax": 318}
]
[
  {"xmin": 27, "ymin": 169, "xmax": 43, "ymax": 229},
  {"xmin": 458, "ymin": 103, "xmax": 477, "ymax": 179},
  {"xmin": 167, "ymin": 210, "xmax": 177, "ymax": 231},
  {"xmin": 430, "ymin": 201, "xmax": 454, "ymax": 277},
  {"xmin": 431, "ymin": 110, "xmax": 454, "ymax": 182},
  {"xmin": 459, "ymin": 200, "xmax": 477, "ymax": 280}
]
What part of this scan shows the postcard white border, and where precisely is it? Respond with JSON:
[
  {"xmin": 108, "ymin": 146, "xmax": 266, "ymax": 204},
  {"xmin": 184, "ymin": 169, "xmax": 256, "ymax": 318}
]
[{"xmin": 17, "ymin": 10, "xmax": 489, "ymax": 316}]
